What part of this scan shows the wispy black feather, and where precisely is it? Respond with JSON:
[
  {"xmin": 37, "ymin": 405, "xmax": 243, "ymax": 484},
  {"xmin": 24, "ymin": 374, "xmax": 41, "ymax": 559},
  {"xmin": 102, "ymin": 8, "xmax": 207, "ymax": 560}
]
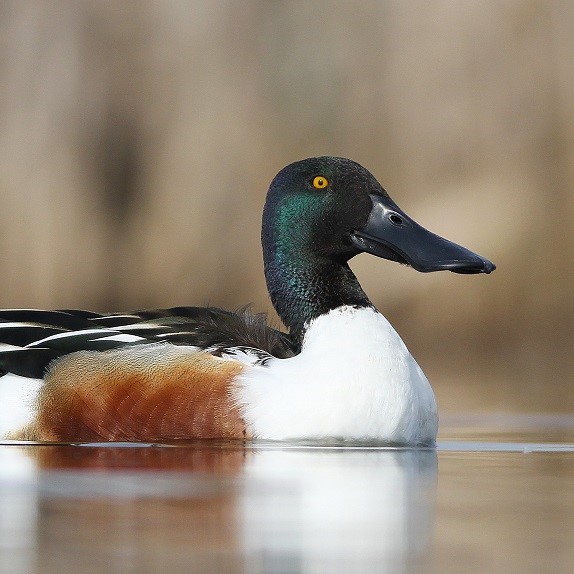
[
  {"xmin": 133, "ymin": 306, "xmax": 296, "ymax": 357},
  {"xmin": 0, "ymin": 306, "xmax": 296, "ymax": 378}
]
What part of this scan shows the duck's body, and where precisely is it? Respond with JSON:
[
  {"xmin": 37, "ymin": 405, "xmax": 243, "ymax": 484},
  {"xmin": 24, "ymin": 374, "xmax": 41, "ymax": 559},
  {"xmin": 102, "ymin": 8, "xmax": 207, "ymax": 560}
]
[{"xmin": 0, "ymin": 157, "xmax": 494, "ymax": 445}]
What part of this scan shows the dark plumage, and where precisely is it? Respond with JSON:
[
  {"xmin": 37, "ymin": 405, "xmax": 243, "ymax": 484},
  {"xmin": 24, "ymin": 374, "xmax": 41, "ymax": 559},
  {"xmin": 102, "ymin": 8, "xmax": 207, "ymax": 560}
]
[{"xmin": 0, "ymin": 306, "xmax": 295, "ymax": 379}]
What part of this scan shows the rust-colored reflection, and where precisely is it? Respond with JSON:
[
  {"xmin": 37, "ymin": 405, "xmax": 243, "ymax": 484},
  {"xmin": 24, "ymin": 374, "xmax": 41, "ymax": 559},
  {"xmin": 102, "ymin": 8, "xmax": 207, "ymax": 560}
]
[
  {"xmin": 1, "ymin": 442, "xmax": 250, "ymax": 573},
  {"xmin": 18, "ymin": 441, "xmax": 250, "ymax": 474}
]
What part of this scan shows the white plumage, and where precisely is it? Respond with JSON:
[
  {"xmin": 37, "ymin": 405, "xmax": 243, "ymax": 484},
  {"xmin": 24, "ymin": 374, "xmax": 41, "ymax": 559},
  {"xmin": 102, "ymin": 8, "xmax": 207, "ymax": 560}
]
[
  {"xmin": 0, "ymin": 374, "xmax": 41, "ymax": 438},
  {"xmin": 234, "ymin": 306, "xmax": 438, "ymax": 445}
]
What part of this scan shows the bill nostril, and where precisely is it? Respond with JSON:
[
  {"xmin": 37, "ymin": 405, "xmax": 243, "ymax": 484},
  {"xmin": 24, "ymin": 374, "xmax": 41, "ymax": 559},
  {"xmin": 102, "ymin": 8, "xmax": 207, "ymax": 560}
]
[{"xmin": 389, "ymin": 213, "xmax": 404, "ymax": 226}]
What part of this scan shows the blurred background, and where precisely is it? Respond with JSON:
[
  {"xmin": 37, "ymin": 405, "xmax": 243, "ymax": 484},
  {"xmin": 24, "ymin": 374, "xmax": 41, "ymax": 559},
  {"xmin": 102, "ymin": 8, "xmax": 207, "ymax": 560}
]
[{"xmin": 0, "ymin": 1, "xmax": 572, "ymax": 413}]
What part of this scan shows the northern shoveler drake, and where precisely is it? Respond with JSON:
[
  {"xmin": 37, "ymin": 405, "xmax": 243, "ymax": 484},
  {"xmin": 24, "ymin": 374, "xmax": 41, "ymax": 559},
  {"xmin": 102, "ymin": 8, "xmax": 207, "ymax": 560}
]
[{"xmin": 0, "ymin": 157, "xmax": 495, "ymax": 445}]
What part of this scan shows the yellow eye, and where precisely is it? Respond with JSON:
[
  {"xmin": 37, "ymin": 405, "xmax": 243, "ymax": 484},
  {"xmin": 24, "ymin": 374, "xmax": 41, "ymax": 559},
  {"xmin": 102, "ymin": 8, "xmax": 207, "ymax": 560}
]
[{"xmin": 312, "ymin": 175, "xmax": 329, "ymax": 189}]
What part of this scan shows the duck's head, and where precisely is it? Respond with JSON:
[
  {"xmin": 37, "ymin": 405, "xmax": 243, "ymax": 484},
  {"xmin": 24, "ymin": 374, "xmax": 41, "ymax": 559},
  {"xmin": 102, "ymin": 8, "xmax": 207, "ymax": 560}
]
[
  {"xmin": 262, "ymin": 156, "xmax": 495, "ymax": 338},
  {"xmin": 263, "ymin": 156, "xmax": 495, "ymax": 274}
]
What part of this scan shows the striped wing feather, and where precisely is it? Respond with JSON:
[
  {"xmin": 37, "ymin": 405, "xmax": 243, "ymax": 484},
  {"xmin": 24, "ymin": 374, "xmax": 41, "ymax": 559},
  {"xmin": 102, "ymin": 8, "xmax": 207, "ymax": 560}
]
[{"xmin": 0, "ymin": 306, "xmax": 296, "ymax": 378}]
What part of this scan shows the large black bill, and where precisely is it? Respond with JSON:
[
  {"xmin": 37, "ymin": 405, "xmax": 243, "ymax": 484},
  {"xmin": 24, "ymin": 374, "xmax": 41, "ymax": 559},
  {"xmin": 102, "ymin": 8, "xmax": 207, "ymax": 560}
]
[{"xmin": 350, "ymin": 194, "xmax": 496, "ymax": 274}]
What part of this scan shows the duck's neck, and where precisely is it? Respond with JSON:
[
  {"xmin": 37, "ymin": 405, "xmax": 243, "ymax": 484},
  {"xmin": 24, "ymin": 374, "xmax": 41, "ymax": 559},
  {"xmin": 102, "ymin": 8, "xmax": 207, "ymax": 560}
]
[{"xmin": 263, "ymin": 245, "xmax": 373, "ymax": 347}]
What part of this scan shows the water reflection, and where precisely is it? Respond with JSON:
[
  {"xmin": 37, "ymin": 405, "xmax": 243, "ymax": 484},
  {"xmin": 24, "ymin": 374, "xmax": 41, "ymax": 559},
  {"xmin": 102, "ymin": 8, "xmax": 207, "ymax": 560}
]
[
  {"xmin": 18, "ymin": 441, "xmax": 250, "ymax": 473},
  {"xmin": 240, "ymin": 447, "xmax": 437, "ymax": 573},
  {"xmin": 0, "ymin": 443, "xmax": 437, "ymax": 573}
]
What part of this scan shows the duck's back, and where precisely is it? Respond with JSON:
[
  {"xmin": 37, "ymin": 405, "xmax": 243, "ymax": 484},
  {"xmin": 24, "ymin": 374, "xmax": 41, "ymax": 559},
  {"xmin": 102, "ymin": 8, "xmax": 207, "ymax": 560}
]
[{"xmin": 0, "ymin": 306, "xmax": 296, "ymax": 379}]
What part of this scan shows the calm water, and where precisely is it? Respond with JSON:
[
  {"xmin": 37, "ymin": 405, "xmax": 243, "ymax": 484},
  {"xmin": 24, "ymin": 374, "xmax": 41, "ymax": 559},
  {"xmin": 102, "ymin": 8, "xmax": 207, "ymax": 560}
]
[{"xmin": 0, "ymin": 415, "xmax": 573, "ymax": 574}]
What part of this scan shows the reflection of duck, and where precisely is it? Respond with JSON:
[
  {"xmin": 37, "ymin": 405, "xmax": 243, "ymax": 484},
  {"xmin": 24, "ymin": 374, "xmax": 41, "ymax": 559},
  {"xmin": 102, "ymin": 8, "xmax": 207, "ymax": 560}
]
[
  {"xmin": 17, "ymin": 442, "xmax": 249, "ymax": 474},
  {"xmin": 2, "ymin": 443, "xmax": 437, "ymax": 571},
  {"xmin": 240, "ymin": 447, "xmax": 438, "ymax": 571},
  {"xmin": 0, "ymin": 157, "xmax": 494, "ymax": 444}
]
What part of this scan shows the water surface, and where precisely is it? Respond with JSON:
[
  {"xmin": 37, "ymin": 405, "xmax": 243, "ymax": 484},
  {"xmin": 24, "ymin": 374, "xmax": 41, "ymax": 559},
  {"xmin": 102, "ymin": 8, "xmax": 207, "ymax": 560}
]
[{"xmin": 1, "ymin": 415, "xmax": 573, "ymax": 573}]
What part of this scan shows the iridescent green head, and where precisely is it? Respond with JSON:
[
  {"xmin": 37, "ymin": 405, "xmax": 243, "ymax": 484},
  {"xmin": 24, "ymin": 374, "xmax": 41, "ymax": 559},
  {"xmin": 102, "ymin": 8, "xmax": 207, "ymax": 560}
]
[{"xmin": 262, "ymin": 156, "xmax": 495, "ymax": 340}]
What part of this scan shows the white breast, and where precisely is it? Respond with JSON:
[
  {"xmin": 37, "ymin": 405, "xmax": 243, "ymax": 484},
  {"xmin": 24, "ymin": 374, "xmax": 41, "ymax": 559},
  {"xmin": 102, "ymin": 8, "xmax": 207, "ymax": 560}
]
[{"xmin": 233, "ymin": 306, "xmax": 438, "ymax": 445}]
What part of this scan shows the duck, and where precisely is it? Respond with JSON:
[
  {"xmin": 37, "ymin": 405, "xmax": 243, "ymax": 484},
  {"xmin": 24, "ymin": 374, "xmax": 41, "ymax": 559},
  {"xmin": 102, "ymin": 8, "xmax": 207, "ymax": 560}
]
[{"xmin": 0, "ymin": 157, "xmax": 495, "ymax": 445}]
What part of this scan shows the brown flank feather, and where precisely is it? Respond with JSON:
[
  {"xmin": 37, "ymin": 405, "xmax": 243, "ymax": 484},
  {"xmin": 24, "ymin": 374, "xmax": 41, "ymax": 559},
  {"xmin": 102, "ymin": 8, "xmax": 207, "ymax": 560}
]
[{"xmin": 18, "ymin": 344, "xmax": 249, "ymax": 442}]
